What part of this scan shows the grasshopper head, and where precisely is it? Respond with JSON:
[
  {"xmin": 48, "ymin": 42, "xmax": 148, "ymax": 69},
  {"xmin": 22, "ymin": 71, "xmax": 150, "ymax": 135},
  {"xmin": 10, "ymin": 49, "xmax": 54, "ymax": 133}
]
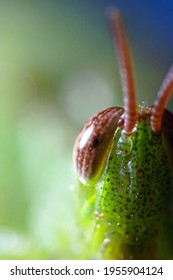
[{"xmin": 73, "ymin": 8, "xmax": 173, "ymax": 244}]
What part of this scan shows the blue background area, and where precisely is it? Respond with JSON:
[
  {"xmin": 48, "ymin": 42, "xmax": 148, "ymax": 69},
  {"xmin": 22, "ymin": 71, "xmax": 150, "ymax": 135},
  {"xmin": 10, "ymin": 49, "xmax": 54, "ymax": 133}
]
[{"xmin": 51, "ymin": 0, "xmax": 173, "ymax": 108}]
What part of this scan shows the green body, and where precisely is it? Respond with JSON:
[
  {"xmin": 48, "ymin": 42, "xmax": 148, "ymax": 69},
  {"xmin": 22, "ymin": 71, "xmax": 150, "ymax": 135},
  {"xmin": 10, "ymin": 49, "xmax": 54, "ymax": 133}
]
[{"xmin": 75, "ymin": 107, "xmax": 173, "ymax": 259}]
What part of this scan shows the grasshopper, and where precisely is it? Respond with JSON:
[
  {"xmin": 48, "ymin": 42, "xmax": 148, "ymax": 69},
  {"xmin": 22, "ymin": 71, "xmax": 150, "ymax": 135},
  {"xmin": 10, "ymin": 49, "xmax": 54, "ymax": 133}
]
[{"xmin": 73, "ymin": 9, "xmax": 173, "ymax": 259}]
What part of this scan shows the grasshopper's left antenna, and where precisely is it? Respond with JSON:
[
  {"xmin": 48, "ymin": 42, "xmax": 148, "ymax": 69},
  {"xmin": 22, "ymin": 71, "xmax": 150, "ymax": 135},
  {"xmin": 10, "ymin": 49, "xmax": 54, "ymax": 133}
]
[{"xmin": 107, "ymin": 8, "xmax": 137, "ymax": 135}]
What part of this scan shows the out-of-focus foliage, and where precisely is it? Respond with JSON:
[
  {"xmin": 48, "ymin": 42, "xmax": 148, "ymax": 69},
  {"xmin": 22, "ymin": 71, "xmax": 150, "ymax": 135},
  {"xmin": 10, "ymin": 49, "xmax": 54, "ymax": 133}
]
[
  {"xmin": 0, "ymin": 0, "xmax": 173, "ymax": 259},
  {"xmin": 0, "ymin": 0, "xmax": 116, "ymax": 259}
]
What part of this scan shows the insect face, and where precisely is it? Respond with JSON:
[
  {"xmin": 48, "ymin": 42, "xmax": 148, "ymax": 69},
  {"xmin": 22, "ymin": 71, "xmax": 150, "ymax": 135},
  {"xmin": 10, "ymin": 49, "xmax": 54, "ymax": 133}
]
[
  {"xmin": 97, "ymin": 106, "xmax": 173, "ymax": 242},
  {"xmin": 73, "ymin": 9, "xmax": 173, "ymax": 259}
]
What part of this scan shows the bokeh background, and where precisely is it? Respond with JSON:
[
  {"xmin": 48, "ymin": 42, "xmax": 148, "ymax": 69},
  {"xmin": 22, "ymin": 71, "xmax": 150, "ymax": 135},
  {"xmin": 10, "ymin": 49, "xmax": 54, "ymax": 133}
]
[{"xmin": 0, "ymin": 0, "xmax": 173, "ymax": 259}]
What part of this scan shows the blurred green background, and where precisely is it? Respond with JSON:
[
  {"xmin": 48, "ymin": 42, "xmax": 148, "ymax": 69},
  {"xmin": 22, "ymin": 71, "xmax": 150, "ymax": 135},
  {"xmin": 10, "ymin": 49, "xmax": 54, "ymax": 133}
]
[{"xmin": 0, "ymin": 0, "xmax": 173, "ymax": 259}]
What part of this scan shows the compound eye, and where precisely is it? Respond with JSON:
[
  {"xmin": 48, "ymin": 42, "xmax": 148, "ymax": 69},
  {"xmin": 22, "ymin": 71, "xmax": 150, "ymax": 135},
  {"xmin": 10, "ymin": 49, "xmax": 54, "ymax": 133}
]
[{"xmin": 73, "ymin": 107, "xmax": 124, "ymax": 183}]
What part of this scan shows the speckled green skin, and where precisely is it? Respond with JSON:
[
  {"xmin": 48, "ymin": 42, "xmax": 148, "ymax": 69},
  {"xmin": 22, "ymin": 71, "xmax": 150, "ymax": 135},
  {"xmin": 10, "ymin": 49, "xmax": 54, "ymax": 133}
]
[
  {"xmin": 75, "ymin": 108, "xmax": 173, "ymax": 259},
  {"xmin": 96, "ymin": 114, "xmax": 173, "ymax": 259}
]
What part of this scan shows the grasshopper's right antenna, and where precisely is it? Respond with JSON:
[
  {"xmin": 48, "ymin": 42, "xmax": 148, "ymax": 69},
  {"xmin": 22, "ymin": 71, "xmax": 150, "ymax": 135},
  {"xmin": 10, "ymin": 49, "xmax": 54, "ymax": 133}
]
[
  {"xmin": 151, "ymin": 65, "xmax": 173, "ymax": 133},
  {"xmin": 107, "ymin": 8, "xmax": 137, "ymax": 136}
]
